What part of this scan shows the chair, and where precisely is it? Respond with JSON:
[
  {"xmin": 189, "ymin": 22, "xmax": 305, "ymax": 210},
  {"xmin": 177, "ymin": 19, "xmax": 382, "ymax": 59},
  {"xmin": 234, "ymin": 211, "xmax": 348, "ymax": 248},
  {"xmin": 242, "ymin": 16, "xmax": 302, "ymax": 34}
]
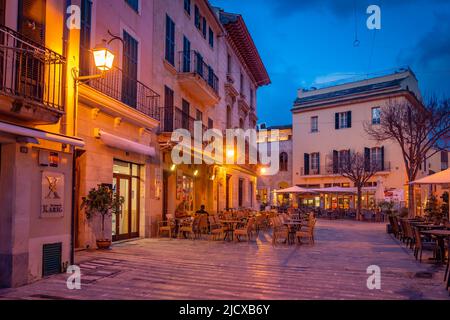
[
  {"xmin": 157, "ymin": 214, "xmax": 176, "ymax": 238},
  {"xmin": 296, "ymin": 218, "xmax": 316, "ymax": 245},
  {"xmin": 178, "ymin": 216, "xmax": 201, "ymax": 239},
  {"xmin": 234, "ymin": 218, "xmax": 255, "ymax": 242},
  {"xmin": 413, "ymin": 227, "xmax": 438, "ymax": 262},
  {"xmin": 209, "ymin": 216, "xmax": 227, "ymax": 240},
  {"xmin": 197, "ymin": 214, "xmax": 209, "ymax": 236},
  {"xmin": 270, "ymin": 217, "xmax": 288, "ymax": 244}
]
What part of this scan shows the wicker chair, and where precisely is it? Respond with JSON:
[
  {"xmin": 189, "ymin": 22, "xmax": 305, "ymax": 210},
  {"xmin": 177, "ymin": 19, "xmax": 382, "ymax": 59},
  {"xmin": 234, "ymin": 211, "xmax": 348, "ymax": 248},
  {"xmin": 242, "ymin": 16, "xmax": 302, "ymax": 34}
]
[
  {"xmin": 209, "ymin": 216, "xmax": 227, "ymax": 240},
  {"xmin": 178, "ymin": 216, "xmax": 201, "ymax": 239},
  {"xmin": 413, "ymin": 227, "xmax": 438, "ymax": 262},
  {"xmin": 296, "ymin": 218, "xmax": 316, "ymax": 245},
  {"xmin": 270, "ymin": 217, "xmax": 288, "ymax": 244},
  {"xmin": 234, "ymin": 218, "xmax": 255, "ymax": 242},
  {"xmin": 157, "ymin": 214, "xmax": 176, "ymax": 238}
]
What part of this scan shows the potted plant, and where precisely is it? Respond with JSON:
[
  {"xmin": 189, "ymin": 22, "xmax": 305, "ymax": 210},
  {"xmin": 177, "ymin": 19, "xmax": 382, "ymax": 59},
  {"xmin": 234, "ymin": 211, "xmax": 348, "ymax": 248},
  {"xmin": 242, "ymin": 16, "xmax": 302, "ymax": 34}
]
[{"xmin": 81, "ymin": 184, "xmax": 125, "ymax": 249}]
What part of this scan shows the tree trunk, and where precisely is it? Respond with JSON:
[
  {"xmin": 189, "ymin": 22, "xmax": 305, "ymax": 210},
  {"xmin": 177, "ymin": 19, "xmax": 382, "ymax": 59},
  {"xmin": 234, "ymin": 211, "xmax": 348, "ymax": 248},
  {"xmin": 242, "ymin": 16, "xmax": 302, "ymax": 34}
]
[
  {"xmin": 408, "ymin": 184, "xmax": 415, "ymax": 218},
  {"xmin": 356, "ymin": 188, "xmax": 362, "ymax": 221},
  {"xmin": 101, "ymin": 214, "xmax": 105, "ymax": 240}
]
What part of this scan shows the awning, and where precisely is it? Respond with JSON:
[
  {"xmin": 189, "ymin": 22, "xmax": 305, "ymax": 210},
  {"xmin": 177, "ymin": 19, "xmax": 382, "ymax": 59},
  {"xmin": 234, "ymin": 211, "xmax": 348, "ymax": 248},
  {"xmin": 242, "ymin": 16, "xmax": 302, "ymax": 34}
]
[
  {"xmin": 311, "ymin": 186, "xmax": 377, "ymax": 194},
  {"xmin": 410, "ymin": 168, "xmax": 450, "ymax": 184},
  {"xmin": 0, "ymin": 121, "xmax": 85, "ymax": 147},
  {"xmin": 95, "ymin": 128, "xmax": 155, "ymax": 157}
]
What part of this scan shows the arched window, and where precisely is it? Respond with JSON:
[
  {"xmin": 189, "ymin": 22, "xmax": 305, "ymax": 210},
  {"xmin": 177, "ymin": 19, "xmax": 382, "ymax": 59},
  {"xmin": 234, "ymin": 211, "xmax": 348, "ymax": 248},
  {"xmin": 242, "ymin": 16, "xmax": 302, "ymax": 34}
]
[
  {"xmin": 239, "ymin": 118, "xmax": 244, "ymax": 129},
  {"xmin": 226, "ymin": 105, "xmax": 232, "ymax": 128},
  {"xmin": 280, "ymin": 152, "xmax": 288, "ymax": 171}
]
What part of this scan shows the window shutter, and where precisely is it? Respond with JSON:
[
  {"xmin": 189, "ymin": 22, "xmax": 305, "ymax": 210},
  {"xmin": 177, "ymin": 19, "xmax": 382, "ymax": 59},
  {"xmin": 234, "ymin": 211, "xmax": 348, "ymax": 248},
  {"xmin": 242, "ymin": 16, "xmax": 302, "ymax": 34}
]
[
  {"xmin": 304, "ymin": 153, "xmax": 310, "ymax": 175},
  {"xmin": 335, "ymin": 113, "xmax": 339, "ymax": 129},
  {"xmin": 317, "ymin": 153, "xmax": 320, "ymax": 174},
  {"xmin": 381, "ymin": 146, "xmax": 385, "ymax": 171},
  {"xmin": 347, "ymin": 111, "xmax": 352, "ymax": 128},
  {"xmin": 364, "ymin": 147, "xmax": 370, "ymax": 171},
  {"xmin": 0, "ymin": 0, "xmax": 5, "ymax": 25},
  {"xmin": 333, "ymin": 150, "xmax": 338, "ymax": 173},
  {"xmin": 18, "ymin": 0, "xmax": 46, "ymax": 45}
]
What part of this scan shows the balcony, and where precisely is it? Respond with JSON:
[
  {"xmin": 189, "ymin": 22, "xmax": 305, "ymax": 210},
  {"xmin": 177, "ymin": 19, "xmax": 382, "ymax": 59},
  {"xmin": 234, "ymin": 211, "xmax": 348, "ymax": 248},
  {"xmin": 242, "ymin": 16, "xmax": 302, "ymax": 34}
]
[
  {"xmin": 158, "ymin": 106, "xmax": 207, "ymax": 137},
  {"xmin": 0, "ymin": 25, "xmax": 65, "ymax": 124},
  {"xmin": 85, "ymin": 66, "xmax": 160, "ymax": 121},
  {"xmin": 299, "ymin": 162, "xmax": 391, "ymax": 177},
  {"xmin": 225, "ymin": 73, "xmax": 239, "ymax": 98},
  {"xmin": 177, "ymin": 51, "xmax": 220, "ymax": 106},
  {"xmin": 238, "ymin": 95, "xmax": 250, "ymax": 113}
]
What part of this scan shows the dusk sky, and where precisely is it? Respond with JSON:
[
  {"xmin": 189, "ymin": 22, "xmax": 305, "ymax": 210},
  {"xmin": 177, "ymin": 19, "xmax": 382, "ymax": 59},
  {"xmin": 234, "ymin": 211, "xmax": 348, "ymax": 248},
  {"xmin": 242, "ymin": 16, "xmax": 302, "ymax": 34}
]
[{"xmin": 211, "ymin": 0, "xmax": 450, "ymax": 126}]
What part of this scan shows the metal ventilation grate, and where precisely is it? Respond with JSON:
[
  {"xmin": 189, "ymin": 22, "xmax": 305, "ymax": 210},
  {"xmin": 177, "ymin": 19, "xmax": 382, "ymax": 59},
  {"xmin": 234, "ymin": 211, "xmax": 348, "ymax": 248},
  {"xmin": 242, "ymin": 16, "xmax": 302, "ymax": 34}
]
[{"xmin": 42, "ymin": 243, "xmax": 62, "ymax": 277}]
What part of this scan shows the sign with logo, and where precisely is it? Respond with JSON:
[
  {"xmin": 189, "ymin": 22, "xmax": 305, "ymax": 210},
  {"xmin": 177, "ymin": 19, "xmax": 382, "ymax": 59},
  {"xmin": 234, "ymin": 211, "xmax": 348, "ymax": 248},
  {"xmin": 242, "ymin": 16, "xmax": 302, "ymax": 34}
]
[{"xmin": 41, "ymin": 171, "xmax": 65, "ymax": 218}]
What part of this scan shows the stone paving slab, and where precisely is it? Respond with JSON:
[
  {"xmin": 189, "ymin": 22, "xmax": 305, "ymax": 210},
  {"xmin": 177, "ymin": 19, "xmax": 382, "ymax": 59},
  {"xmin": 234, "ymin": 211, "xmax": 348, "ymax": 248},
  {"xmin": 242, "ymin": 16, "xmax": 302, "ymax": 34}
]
[{"xmin": 0, "ymin": 220, "xmax": 449, "ymax": 300}]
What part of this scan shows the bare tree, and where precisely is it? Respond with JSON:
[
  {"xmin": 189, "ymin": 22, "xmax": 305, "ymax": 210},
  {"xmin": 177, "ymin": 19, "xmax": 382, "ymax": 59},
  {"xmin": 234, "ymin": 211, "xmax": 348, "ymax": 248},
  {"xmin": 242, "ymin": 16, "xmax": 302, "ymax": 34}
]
[
  {"xmin": 364, "ymin": 98, "xmax": 450, "ymax": 217},
  {"xmin": 339, "ymin": 152, "xmax": 379, "ymax": 220}
]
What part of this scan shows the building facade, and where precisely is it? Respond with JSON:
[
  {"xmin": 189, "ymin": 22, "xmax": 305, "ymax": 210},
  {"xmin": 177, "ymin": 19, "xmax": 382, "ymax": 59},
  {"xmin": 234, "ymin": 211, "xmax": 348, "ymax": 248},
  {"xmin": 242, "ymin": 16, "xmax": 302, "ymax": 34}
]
[
  {"xmin": 291, "ymin": 69, "xmax": 435, "ymax": 212},
  {"xmin": 153, "ymin": 0, "xmax": 270, "ymax": 218},
  {"xmin": 0, "ymin": 0, "xmax": 269, "ymax": 287},
  {"xmin": 0, "ymin": 0, "xmax": 83, "ymax": 287},
  {"xmin": 257, "ymin": 125, "xmax": 293, "ymax": 207}
]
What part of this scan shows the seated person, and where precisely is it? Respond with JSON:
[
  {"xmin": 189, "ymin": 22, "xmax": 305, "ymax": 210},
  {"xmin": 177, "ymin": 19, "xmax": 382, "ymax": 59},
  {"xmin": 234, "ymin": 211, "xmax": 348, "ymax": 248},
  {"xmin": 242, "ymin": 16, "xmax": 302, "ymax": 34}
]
[
  {"xmin": 195, "ymin": 204, "xmax": 209, "ymax": 216},
  {"xmin": 175, "ymin": 201, "xmax": 189, "ymax": 218}
]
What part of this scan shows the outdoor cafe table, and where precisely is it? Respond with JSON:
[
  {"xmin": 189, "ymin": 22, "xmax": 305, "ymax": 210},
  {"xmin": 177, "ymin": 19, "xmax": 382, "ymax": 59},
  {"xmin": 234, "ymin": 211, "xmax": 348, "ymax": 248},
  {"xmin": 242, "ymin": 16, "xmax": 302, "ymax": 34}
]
[
  {"xmin": 284, "ymin": 221, "xmax": 302, "ymax": 245},
  {"xmin": 415, "ymin": 224, "xmax": 446, "ymax": 230},
  {"xmin": 219, "ymin": 219, "xmax": 242, "ymax": 241},
  {"xmin": 421, "ymin": 229, "xmax": 450, "ymax": 264}
]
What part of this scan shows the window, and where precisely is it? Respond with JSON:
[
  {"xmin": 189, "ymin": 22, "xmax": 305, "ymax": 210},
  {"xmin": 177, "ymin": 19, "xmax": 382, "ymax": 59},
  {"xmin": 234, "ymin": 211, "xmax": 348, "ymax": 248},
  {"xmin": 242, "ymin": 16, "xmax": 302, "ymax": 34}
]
[
  {"xmin": 208, "ymin": 27, "xmax": 214, "ymax": 48},
  {"xmin": 372, "ymin": 107, "xmax": 381, "ymax": 125},
  {"xmin": 122, "ymin": 31, "xmax": 138, "ymax": 107},
  {"xmin": 338, "ymin": 150, "xmax": 350, "ymax": 168},
  {"xmin": 125, "ymin": 0, "xmax": 139, "ymax": 12},
  {"xmin": 238, "ymin": 179, "xmax": 244, "ymax": 207},
  {"xmin": 163, "ymin": 86, "xmax": 174, "ymax": 131},
  {"xmin": 184, "ymin": 0, "xmax": 191, "ymax": 15},
  {"xmin": 311, "ymin": 153, "xmax": 320, "ymax": 173},
  {"xmin": 250, "ymin": 87, "xmax": 254, "ymax": 107},
  {"xmin": 226, "ymin": 105, "xmax": 232, "ymax": 128},
  {"xmin": 182, "ymin": 99, "xmax": 190, "ymax": 131},
  {"xmin": 335, "ymin": 111, "xmax": 352, "ymax": 129},
  {"xmin": 249, "ymin": 182, "xmax": 254, "ymax": 207},
  {"xmin": 240, "ymin": 72, "xmax": 244, "ymax": 94},
  {"xmin": 239, "ymin": 118, "xmax": 244, "ymax": 129},
  {"xmin": 196, "ymin": 109, "xmax": 203, "ymax": 122},
  {"xmin": 18, "ymin": 0, "xmax": 46, "ymax": 44},
  {"xmin": 371, "ymin": 147, "xmax": 382, "ymax": 170},
  {"xmin": 202, "ymin": 17, "xmax": 207, "ymax": 38},
  {"xmin": 280, "ymin": 152, "xmax": 288, "ymax": 172},
  {"xmin": 79, "ymin": 0, "xmax": 92, "ymax": 76},
  {"xmin": 182, "ymin": 36, "xmax": 191, "ymax": 72},
  {"xmin": 227, "ymin": 54, "xmax": 232, "ymax": 74},
  {"xmin": 165, "ymin": 15, "xmax": 175, "ymax": 65},
  {"xmin": 208, "ymin": 118, "xmax": 214, "ymax": 129},
  {"xmin": 311, "ymin": 116, "xmax": 318, "ymax": 133},
  {"xmin": 194, "ymin": 5, "xmax": 200, "ymax": 29}
]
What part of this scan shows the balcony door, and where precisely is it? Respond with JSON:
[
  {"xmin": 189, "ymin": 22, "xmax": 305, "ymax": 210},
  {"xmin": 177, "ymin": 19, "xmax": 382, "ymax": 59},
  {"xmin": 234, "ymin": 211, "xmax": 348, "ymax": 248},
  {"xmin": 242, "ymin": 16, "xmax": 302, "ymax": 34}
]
[
  {"xmin": 181, "ymin": 99, "xmax": 190, "ymax": 131},
  {"xmin": 122, "ymin": 31, "xmax": 138, "ymax": 108},
  {"xmin": 17, "ymin": 0, "xmax": 46, "ymax": 102}
]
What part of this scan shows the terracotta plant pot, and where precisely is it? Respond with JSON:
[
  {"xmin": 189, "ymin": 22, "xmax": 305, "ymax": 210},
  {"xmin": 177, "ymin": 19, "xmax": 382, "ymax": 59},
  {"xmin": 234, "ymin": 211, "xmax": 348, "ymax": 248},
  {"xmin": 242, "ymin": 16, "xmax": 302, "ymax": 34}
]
[{"xmin": 96, "ymin": 239, "xmax": 112, "ymax": 250}]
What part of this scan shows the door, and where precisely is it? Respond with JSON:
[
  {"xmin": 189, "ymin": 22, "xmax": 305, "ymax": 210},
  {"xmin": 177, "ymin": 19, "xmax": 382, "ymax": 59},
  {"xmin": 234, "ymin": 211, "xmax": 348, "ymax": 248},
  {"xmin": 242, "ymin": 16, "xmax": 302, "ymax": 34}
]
[
  {"xmin": 226, "ymin": 175, "xmax": 231, "ymax": 209},
  {"xmin": 182, "ymin": 99, "xmax": 190, "ymax": 131},
  {"xmin": 112, "ymin": 173, "xmax": 139, "ymax": 241}
]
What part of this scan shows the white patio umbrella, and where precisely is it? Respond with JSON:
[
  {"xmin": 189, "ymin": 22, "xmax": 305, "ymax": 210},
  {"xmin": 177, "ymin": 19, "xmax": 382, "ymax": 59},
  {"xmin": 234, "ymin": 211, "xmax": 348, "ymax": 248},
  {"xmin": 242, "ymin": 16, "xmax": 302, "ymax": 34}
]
[
  {"xmin": 275, "ymin": 186, "xmax": 318, "ymax": 194},
  {"xmin": 410, "ymin": 168, "xmax": 450, "ymax": 219},
  {"xmin": 375, "ymin": 178, "xmax": 385, "ymax": 204}
]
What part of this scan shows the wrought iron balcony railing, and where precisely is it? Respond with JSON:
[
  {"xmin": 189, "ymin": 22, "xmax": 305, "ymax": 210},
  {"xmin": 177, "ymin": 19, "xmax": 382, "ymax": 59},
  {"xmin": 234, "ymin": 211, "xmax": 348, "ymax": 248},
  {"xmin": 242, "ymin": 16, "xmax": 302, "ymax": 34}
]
[
  {"xmin": 159, "ymin": 106, "xmax": 207, "ymax": 136},
  {"xmin": 300, "ymin": 162, "xmax": 391, "ymax": 176},
  {"xmin": 0, "ymin": 24, "xmax": 65, "ymax": 111},
  {"xmin": 178, "ymin": 50, "xmax": 219, "ymax": 94},
  {"xmin": 86, "ymin": 66, "xmax": 160, "ymax": 121}
]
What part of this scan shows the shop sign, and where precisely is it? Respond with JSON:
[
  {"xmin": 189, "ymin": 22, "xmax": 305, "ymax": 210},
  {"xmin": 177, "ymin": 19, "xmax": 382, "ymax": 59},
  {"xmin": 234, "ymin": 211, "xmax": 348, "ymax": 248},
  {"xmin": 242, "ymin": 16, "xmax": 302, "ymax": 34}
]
[{"xmin": 41, "ymin": 171, "xmax": 65, "ymax": 218}]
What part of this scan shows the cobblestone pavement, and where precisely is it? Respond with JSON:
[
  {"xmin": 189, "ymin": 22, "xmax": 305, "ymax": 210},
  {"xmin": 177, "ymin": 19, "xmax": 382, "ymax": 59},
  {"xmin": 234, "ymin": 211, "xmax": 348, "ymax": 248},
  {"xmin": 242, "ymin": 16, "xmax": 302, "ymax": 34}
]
[{"xmin": 1, "ymin": 219, "xmax": 449, "ymax": 300}]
